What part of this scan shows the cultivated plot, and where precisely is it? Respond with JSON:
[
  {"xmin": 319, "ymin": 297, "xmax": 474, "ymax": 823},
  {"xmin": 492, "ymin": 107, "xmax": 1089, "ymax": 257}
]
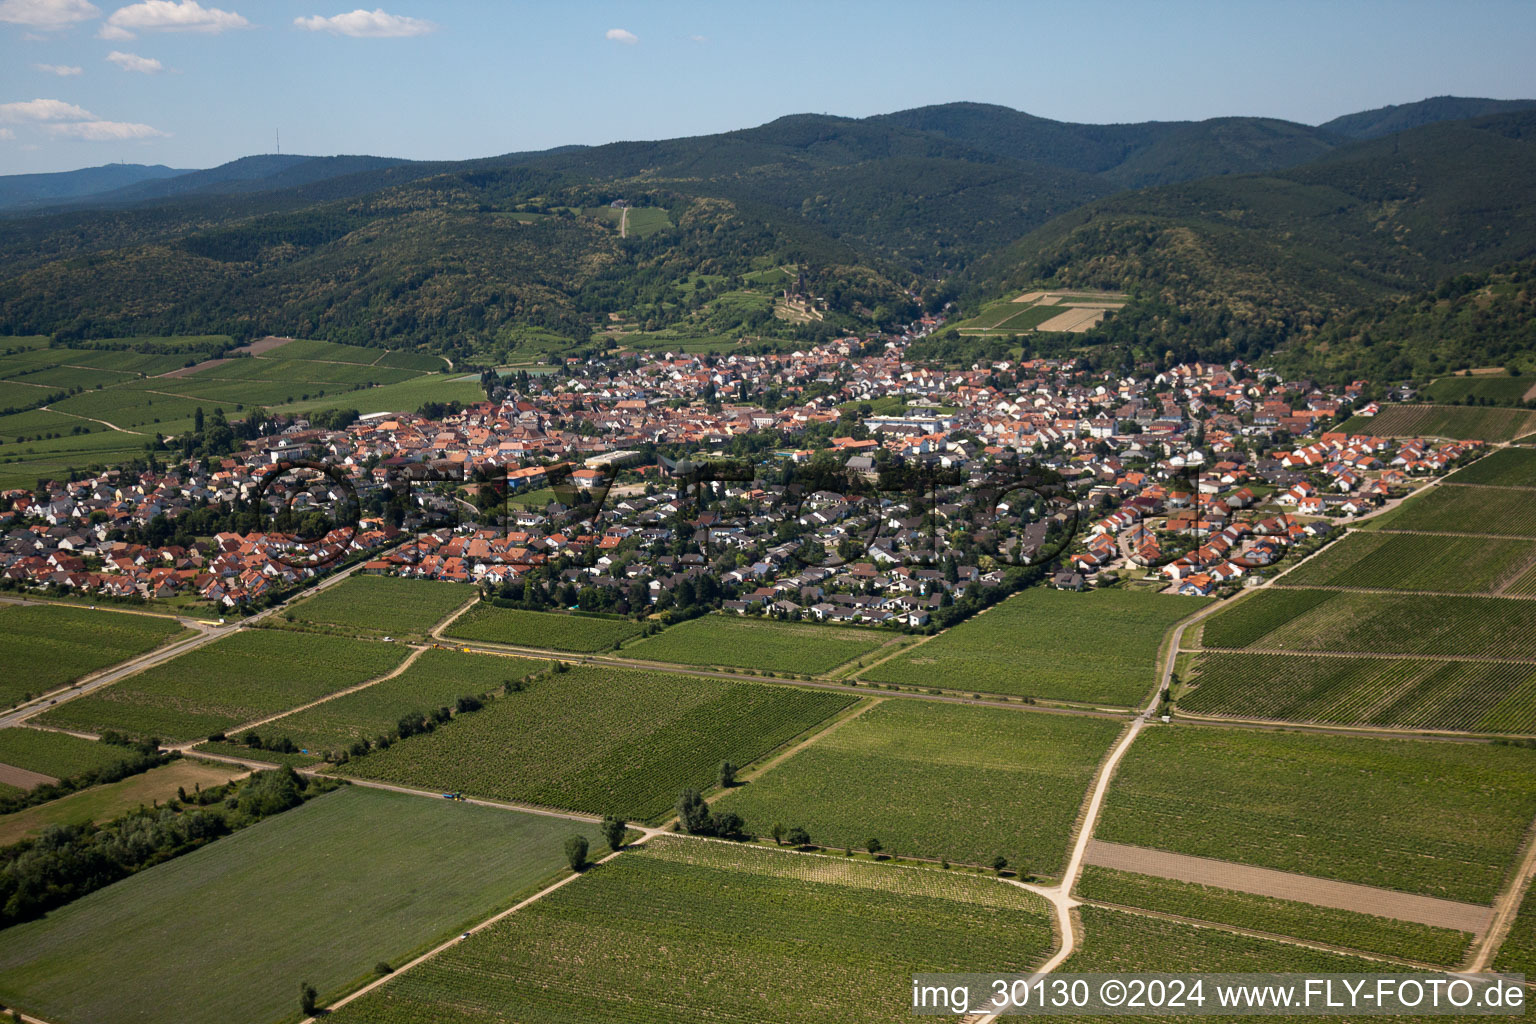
[
  {"xmin": 0, "ymin": 728, "xmax": 141, "ymax": 782},
  {"xmin": 1096, "ymin": 725, "xmax": 1536, "ymax": 904},
  {"xmin": 1343, "ymin": 404, "xmax": 1536, "ymax": 442},
  {"xmin": 625, "ymin": 615, "xmax": 889, "ymax": 675},
  {"xmin": 1365, "ymin": 484, "xmax": 1536, "ymax": 536},
  {"xmin": 327, "ymin": 836, "xmax": 1054, "ymax": 1024},
  {"xmin": 1199, "ymin": 587, "xmax": 1536, "ymax": 659},
  {"xmin": 1278, "ymin": 530, "xmax": 1534, "ymax": 593},
  {"xmin": 865, "ymin": 588, "xmax": 1207, "ymax": 704},
  {"xmin": 281, "ymin": 575, "xmax": 471, "ymax": 638},
  {"xmin": 1178, "ymin": 652, "xmax": 1536, "ymax": 733},
  {"xmin": 1075, "ymin": 866, "xmax": 1472, "ymax": 965},
  {"xmin": 1446, "ymin": 446, "xmax": 1536, "ymax": 487},
  {"xmin": 444, "ymin": 604, "xmax": 646, "ymax": 652},
  {"xmin": 0, "ymin": 604, "xmax": 189, "ymax": 708},
  {"xmin": 34, "ymin": 629, "xmax": 408, "ymax": 741},
  {"xmin": 338, "ymin": 665, "xmax": 855, "ymax": 820},
  {"xmin": 225, "ymin": 648, "xmax": 548, "ymax": 761},
  {"xmin": 1064, "ymin": 904, "xmax": 1402, "ymax": 974},
  {"xmin": 717, "ymin": 698, "xmax": 1122, "ymax": 873},
  {"xmin": 1493, "ymin": 885, "xmax": 1536, "ymax": 977},
  {"xmin": 0, "ymin": 787, "xmax": 603, "ymax": 1024}
]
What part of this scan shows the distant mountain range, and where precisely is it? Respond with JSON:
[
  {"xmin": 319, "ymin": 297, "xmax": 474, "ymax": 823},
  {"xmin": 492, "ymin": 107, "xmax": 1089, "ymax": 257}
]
[{"xmin": 0, "ymin": 95, "xmax": 1533, "ymax": 381}]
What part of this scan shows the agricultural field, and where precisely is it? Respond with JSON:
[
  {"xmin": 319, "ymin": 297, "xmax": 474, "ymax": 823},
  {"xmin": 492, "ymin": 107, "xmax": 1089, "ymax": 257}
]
[
  {"xmin": 1178, "ymin": 652, "xmax": 1536, "ymax": 733},
  {"xmin": 0, "ymin": 759, "xmax": 242, "ymax": 845},
  {"xmin": 1342, "ymin": 403, "xmax": 1536, "ymax": 441},
  {"xmin": 1198, "ymin": 587, "xmax": 1536, "ymax": 659},
  {"xmin": 0, "ymin": 335, "xmax": 478, "ymax": 486},
  {"xmin": 281, "ymin": 575, "xmax": 472, "ymax": 638},
  {"xmin": 1422, "ymin": 373, "xmax": 1534, "ymax": 407},
  {"xmin": 1278, "ymin": 530, "xmax": 1534, "ymax": 592},
  {"xmin": 1075, "ymin": 866, "xmax": 1472, "ymax": 965},
  {"xmin": 1447, "ymin": 446, "xmax": 1536, "ymax": 487},
  {"xmin": 1493, "ymin": 884, "xmax": 1536, "ymax": 976},
  {"xmin": 864, "ymin": 588, "xmax": 1207, "ymax": 704},
  {"xmin": 1096, "ymin": 725, "xmax": 1536, "ymax": 903},
  {"xmin": 34, "ymin": 629, "xmax": 408, "ymax": 741},
  {"xmin": 0, "ymin": 728, "xmax": 141, "ymax": 781},
  {"xmin": 954, "ymin": 291, "xmax": 1126, "ymax": 337},
  {"xmin": 717, "ymin": 699, "xmax": 1122, "ymax": 873},
  {"xmin": 1064, "ymin": 904, "xmax": 1392, "ymax": 974},
  {"xmin": 1366, "ymin": 483, "xmax": 1536, "ymax": 536},
  {"xmin": 237, "ymin": 648, "xmax": 548, "ymax": 760},
  {"xmin": 625, "ymin": 615, "xmax": 889, "ymax": 675},
  {"xmin": 327, "ymin": 836, "xmax": 1054, "ymax": 1024},
  {"xmin": 443, "ymin": 604, "xmax": 646, "ymax": 651},
  {"xmin": 0, "ymin": 787, "xmax": 603, "ymax": 1024},
  {"xmin": 339, "ymin": 665, "xmax": 855, "ymax": 820},
  {"xmin": 0, "ymin": 604, "xmax": 190, "ymax": 708}
]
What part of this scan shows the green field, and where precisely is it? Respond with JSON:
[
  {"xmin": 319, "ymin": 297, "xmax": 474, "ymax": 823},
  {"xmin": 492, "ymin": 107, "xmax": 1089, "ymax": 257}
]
[
  {"xmin": 0, "ymin": 604, "xmax": 190, "ymax": 708},
  {"xmin": 865, "ymin": 588, "xmax": 1207, "ymax": 704},
  {"xmin": 1179, "ymin": 652, "xmax": 1536, "ymax": 733},
  {"xmin": 1422, "ymin": 374, "xmax": 1534, "ymax": 407},
  {"xmin": 1365, "ymin": 483, "xmax": 1536, "ymax": 536},
  {"xmin": 0, "ymin": 759, "xmax": 242, "ymax": 845},
  {"xmin": 327, "ymin": 836, "xmax": 1054, "ymax": 1024},
  {"xmin": 0, "ymin": 786, "xmax": 603, "ymax": 1024},
  {"xmin": 443, "ymin": 604, "xmax": 646, "ymax": 651},
  {"xmin": 339, "ymin": 664, "xmax": 854, "ymax": 820},
  {"xmin": 1279, "ymin": 530, "xmax": 1534, "ymax": 592},
  {"xmin": 1097, "ymin": 725, "xmax": 1536, "ymax": 903},
  {"xmin": 625, "ymin": 615, "xmax": 889, "ymax": 675},
  {"xmin": 1446, "ymin": 446, "xmax": 1536, "ymax": 487},
  {"xmin": 1199, "ymin": 587, "xmax": 1536, "ymax": 659},
  {"xmin": 35, "ymin": 630, "xmax": 408, "ymax": 741},
  {"xmin": 717, "ymin": 699, "xmax": 1121, "ymax": 873},
  {"xmin": 282, "ymin": 575, "xmax": 471, "ymax": 638},
  {"xmin": 1493, "ymin": 884, "xmax": 1536, "ymax": 977},
  {"xmin": 1076, "ymin": 866, "xmax": 1472, "ymax": 965},
  {"xmin": 239, "ymin": 648, "xmax": 547, "ymax": 760},
  {"xmin": 1064, "ymin": 904, "xmax": 1394, "ymax": 974},
  {"xmin": 0, "ymin": 728, "xmax": 141, "ymax": 781},
  {"xmin": 1343, "ymin": 403, "xmax": 1536, "ymax": 441}
]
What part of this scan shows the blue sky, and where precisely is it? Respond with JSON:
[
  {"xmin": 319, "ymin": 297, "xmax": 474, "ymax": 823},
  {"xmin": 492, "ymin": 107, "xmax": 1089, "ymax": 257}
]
[{"xmin": 2, "ymin": 0, "xmax": 1534, "ymax": 175}]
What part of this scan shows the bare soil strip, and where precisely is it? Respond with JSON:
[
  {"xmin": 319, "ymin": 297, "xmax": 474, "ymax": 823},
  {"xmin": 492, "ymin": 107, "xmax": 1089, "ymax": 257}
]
[
  {"xmin": 1037, "ymin": 307, "xmax": 1106, "ymax": 332},
  {"xmin": 1084, "ymin": 840, "xmax": 1492, "ymax": 934},
  {"xmin": 0, "ymin": 760, "xmax": 58, "ymax": 790}
]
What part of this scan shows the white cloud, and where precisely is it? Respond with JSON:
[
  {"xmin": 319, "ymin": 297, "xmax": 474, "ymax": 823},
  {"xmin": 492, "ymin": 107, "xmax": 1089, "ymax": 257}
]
[
  {"xmin": 295, "ymin": 8, "xmax": 434, "ymax": 37},
  {"xmin": 106, "ymin": 48, "xmax": 161, "ymax": 71},
  {"xmin": 101, "ymin": 0, "xmax": 246, "ymax": 38},
  {"xmin": 688, "ymin": 33, "xmax": 707, "ymax": 43},
  {"xmin": 46, "ymin": 118, "xmax": 166, "ymax": 139},
  {"xmin": 604, "ymin": 27, "xmax": 636, "ymax": 44},
  {"xmin": 0, "ymin": 0, "xmax": 100, "ymax": 30},
  {"xmin": 0, "ymin": 128, "xmax": 15, "ymax": 140},
  {"xmin": 33, "ymin": 62, "xmax": 84, "ymax": 74},
  {"xmin": 0, "ymin": 97, "xmax": 95, "ymax": 122}
]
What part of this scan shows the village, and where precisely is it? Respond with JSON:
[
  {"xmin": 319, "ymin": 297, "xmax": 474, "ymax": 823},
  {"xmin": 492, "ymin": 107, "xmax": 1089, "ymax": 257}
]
[{"xmin": 0, "ymin": 329, "xmax": 1479, "ymax": 618}]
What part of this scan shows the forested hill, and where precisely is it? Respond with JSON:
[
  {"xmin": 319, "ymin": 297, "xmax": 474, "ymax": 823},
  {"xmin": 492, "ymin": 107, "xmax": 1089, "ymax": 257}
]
[
  {"xmin": 873, "ymin": 103, "xmax": 1343, "ymax": 188},
  {"xmin": 963, "ymin": 111, "xmax": 1536, "ymax": 372},
  {"xmin": 0, "ymin": 97, "xmax": 1533, "ymax": 375},
  {"xmin": 1319, "ymin": 96, "xmax": 1536, "ymax": 139}
]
